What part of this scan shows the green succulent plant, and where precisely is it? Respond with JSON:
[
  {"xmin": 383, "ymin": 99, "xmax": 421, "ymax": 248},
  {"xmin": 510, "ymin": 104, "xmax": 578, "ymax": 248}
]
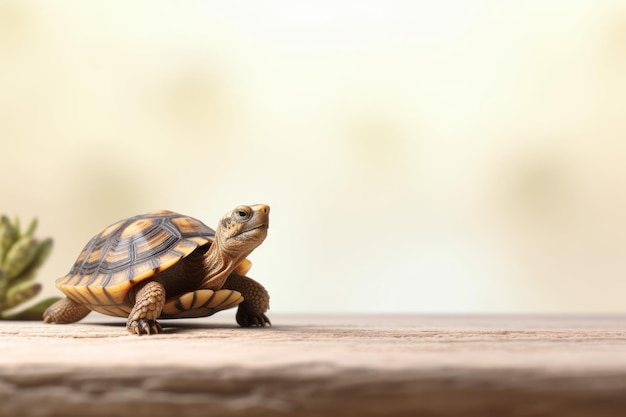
[{"xmin": 0, "ymin": 215, "xmax": 61, "ymax": 320}]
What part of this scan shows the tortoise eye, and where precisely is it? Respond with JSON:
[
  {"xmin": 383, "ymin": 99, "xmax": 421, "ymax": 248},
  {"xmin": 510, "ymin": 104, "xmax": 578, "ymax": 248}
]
[
  {"xmin": 236, "ymin": 208, "xmax": 251, "ymax": 220},
  {"xmin": 233, "ymin": 205, "xmax": 253, "ymax": 221}
]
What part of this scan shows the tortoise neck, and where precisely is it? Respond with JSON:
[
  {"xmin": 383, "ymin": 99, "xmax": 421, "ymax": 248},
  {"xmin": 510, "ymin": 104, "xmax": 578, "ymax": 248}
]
[{"xmin": 200, "ymin": 238, "xmax": 244, "ymax": 289}]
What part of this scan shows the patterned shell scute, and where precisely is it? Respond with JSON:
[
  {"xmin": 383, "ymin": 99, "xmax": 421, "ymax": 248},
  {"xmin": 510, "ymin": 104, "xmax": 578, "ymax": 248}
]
[{"xmin": 56, "ymin": 210, "xmax": 215, "ymax": 308}]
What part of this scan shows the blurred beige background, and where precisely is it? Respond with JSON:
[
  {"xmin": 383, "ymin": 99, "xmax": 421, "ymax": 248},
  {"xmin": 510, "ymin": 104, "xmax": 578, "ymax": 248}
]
[{"xmin": 1, "ymin": 1, "xmax": 625, "ymax": 313}]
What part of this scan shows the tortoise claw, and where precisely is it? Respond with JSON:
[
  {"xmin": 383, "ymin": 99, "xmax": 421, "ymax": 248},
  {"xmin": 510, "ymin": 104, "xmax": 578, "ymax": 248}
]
[
  {"xmin": 236, "ymin": 308, "xmax": 271, "ymax": 328},
  {"xmin": 127, "ymin": 319, "xmax": 163, "ymax": 335}
]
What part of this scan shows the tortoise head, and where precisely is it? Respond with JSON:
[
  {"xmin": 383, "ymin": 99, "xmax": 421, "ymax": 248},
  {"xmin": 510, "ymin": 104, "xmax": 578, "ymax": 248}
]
[{"xmin": 216, "ymin": 204, "xmax": 269, "ymax": 256}]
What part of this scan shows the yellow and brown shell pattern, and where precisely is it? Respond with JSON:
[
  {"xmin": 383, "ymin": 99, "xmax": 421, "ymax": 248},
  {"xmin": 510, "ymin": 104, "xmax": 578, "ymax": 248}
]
[{"xmin": 56, "ymin": 210, "xmax": 217, "ymax": 317}]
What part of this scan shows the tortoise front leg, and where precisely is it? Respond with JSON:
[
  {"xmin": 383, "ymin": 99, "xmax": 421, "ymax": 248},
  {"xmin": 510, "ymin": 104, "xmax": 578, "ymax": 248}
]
[
  {"xmin": 223, "ymin": 274, "xmax": 270, "ymax": 327},
  {"xmin": 127, "ymin": 280, "xmax": 165, "ymax": 335}
]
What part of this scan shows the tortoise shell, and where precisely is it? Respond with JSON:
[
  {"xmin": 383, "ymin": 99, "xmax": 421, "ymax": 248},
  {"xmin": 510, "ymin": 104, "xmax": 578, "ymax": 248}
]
[{"xmin": 56, "ymin": 210, "xmax": 242, "ymax": 318}]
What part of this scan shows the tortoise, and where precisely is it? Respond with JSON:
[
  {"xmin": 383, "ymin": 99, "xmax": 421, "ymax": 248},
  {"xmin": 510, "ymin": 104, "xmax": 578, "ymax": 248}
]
[{"xmin": 43, "ymin": 204, "xmax": 270, "ymax": 335}]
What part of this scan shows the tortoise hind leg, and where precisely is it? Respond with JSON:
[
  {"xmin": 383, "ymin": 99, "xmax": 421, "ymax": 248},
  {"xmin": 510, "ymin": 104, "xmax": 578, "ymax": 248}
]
[
  {"xmin": 161, "ymin": 289, "xmax": 243, "ymax": 319},
  {"xmin": 126, "ymin": 280, "xmax": 165, "ymax": 335},
  {"xmin": 223, "ymin": 274, "xmax": 271, "ymax": 327},
  {"xmin": 43, "ymin": 297, "xmax": 91, "ymax": 324}
]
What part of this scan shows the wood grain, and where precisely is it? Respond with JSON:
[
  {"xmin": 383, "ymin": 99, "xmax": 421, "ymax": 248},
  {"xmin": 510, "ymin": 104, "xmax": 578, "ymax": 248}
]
[{"xmin": 1, "ymin": 313, "xmax": 625, "ymax": 416}]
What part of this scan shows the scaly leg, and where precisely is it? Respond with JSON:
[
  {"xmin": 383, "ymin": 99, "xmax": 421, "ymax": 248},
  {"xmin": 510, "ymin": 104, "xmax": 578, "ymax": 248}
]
[
  {"xmin": 126, "ymin": 280, "xmax": 165, "ymax": 335},
  {"xmin": 223, "ymin": 274, "xmax": 270, "ymax": 327},
  {"xmin": 43, "ymin": 297, "xmax": 91, "ymax": 324}
]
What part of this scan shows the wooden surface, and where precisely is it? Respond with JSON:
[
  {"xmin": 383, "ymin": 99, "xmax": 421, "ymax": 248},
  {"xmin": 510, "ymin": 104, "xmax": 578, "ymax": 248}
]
[{"xmin": 1, "ymin": 313, "xmax": 626, "ymax": 416}]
